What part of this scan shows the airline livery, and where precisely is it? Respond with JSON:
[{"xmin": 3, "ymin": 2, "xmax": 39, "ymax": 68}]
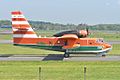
[{"xmin": 11, "ymin": 11, "xmax": 112, "ymax": 58}]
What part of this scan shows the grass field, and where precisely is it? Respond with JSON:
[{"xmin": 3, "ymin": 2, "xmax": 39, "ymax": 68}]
[
  {"xmin": 0, "ymin": 44, "xmax": 120, "ymax": 55},
  {"xmin": 0, "ymin": 44, "xmax": 63, "ymax": 54},
  {"xmin": 89, "ymin": 31, "xmax": 120, "ymax": 41},
  {"xmin": 0, "ymin": 34, "xmax": 12, "ymax": 40},
  {"xmin": 0, "ymin": 61, "xmax": 120, "ymax": 80},
  {"xmin": 109, "ymin": 44, "xmax": 120, "ymax": 55}
]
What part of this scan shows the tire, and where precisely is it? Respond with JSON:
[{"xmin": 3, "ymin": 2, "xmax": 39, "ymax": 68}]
[
  {"xmin": 102, "ymin": 54, "xmax": 106, "ymax": 57},
  {"xmin": 64, "ymin": 52, "xmax": 69, "ymax": 58}
]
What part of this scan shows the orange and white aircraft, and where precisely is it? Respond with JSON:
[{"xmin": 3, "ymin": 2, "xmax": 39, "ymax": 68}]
[{"xmin": 11, "ymin": 11, "xmax": 112, "ymax": 58}]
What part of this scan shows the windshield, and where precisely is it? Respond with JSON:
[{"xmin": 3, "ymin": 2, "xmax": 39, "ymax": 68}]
[{"xmin": 96, "ymin": 39, "xmax": 104, "ymax": 43}]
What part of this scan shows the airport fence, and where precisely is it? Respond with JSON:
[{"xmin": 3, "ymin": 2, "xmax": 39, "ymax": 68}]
[{"xmin": 0, "ymin": 66, "xmax": 120, "ymax": 80}]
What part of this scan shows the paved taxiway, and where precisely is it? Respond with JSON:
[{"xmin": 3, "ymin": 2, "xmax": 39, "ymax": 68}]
[
  {"xmin": 0, "ymin": 40, "xmax": 13, "ymax": 44},
  {"xmin": 0, "ymin": 54, "xmax": 120, "ymax": 61}
]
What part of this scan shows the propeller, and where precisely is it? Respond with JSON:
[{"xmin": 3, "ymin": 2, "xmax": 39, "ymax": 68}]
[{"xmin": 86, "ymin": 27, "xmax": 89, "ymax": 35}]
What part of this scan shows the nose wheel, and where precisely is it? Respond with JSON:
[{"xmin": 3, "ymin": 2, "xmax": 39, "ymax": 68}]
[{"xmin": 97, "ymin": 52, "xmax": 107, "ymax": 57}]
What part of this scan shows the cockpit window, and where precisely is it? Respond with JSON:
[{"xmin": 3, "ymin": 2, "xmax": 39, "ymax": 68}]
[{"xmin": 96, "ymin": 39, "xmax": 104, "ymax": 43}]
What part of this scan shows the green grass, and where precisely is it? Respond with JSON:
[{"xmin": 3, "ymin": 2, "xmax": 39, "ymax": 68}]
[
  {"xmin": 109, "ymin": 44, "xmax": 120, "ymax": 55},
  {"xmin": 89, "ymin": 31, "xmax": 120, "ymax": 41},
  {"xmin": 36, "ymin": 30, "xmax": 57, "ymax": 37},
  {"xmin": 0, "ymin": 34, "xmax": 12, "ymax": 40},
  {"xmin": 0, "ymin": 61, "xmax": 120, "ymax": 80},
  {"xmin": 0, "ymin": 44, "xmax": 63, "ymax": 54},
  {"xmin": 0, "ymin": 44, "xmax": 120, "ymax": 55},
  {"xmin": 0, "ymin": 28, "xmax": 12, "ymax": 40}
]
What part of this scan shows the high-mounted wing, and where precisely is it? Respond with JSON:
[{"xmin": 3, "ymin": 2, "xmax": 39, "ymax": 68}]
[
  {"xmin": 58, "ymin": 34, "xmax": 79, "ymax": 49},
  {"xmin": 60, "ymin": 34, "xmax": 78, "ymax": 39},
  {"xmin": 53, "ymin": 29, "xmax": 89, "ymax": 38},
  {"xmin": 53, "ymin": 30, "xmax": 78, "ymax": 37}
]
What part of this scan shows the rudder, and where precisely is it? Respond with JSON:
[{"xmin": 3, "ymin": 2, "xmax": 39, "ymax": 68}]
[{"xmin": 11, "ymin": 11, "xmax": 38, "ymax": 44}]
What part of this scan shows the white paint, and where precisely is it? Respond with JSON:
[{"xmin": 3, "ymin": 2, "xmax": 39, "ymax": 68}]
[
  {"xmin": 12, "ymin": 21, "xmax": 29, "ymax": 25},
  {"xmin": 12, "ymin": 15, "xmax": 25, "ymax": 18}
]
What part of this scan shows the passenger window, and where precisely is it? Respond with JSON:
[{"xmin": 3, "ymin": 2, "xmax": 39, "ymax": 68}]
[
  {"xmin": 89, "ymin": 42, "xmax": 92, "ymax": 44},
  {"xmin": 76, "ymin": 42, "xmax": 80, "ymax": 44},
  {"xmin": 64, "ymin": 40, "xmax": 68, "ymax": 46}
]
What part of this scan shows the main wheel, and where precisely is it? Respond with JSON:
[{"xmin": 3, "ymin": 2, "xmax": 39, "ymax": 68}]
[
  {"xmin": 64, "ymin": 52, "xmax": 69, "ymax": 58},
  {"xmin": 102, "ymin": 54, "xmax": 106, "ymax": 57}
]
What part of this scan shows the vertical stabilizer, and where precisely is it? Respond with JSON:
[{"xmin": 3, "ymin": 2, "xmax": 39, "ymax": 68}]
[{"xmin": 11, "ymin": 11, "xmax": 38, "ymax": 44}]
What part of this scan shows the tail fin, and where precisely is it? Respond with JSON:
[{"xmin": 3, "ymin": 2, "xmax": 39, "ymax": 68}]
[{"xmin": 11, "ymin": 11, "xmax": 38, "ymax": 44}]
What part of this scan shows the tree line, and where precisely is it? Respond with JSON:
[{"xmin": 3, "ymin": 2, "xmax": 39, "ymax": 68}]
[{"xmin": 0, "ymin": 20, "xmax": 120, "ymax": 31}]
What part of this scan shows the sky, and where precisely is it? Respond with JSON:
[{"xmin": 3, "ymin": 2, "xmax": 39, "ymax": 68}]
[{"xmin": 0, "ymin": 0, "xmax": 120, "ymax": 24}]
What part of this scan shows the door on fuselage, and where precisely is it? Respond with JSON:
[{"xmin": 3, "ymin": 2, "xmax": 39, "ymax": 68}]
[{"xmin": 64, "ymin": 40, "xmax": 68, "ymax": 46}]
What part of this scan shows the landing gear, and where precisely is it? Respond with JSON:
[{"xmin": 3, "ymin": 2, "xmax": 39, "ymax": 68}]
[
  {"xmin": 101, "ymin": 52, "xmax": 107, "ymax": 57},
  {"xmin": 102, "ymin": 54, "xmax": 106, "ymax": 57},
  {"xmin": 97, "ymin": 52, "xmax": 107, "ymax": 57},
  {"xmin": 64, "ymin": 51, "xmax": 70, "ymax": 58}
]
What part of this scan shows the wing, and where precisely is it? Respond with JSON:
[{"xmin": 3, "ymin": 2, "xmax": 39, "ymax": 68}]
[
  {"xmin": 60, "ymin": 34, "xmax": 78, "ymax": 39},
  {"xmin": 53, "ymin": 30, "xmax": 78, "ymax": 37},
  {"xmin": 58, "ymin": 34, "xmax": 79, "ymax": 49}
]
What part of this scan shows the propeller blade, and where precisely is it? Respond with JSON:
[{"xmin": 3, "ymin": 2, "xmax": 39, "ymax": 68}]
[{"xmin": 86, "ymin": 27, "xmax": 89, "ymax": 35}]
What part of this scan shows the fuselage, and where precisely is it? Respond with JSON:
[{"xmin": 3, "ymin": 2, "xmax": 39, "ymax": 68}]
[{"xmin": 14, "ymin": 37, "xmax": 112, "ymax": 53}]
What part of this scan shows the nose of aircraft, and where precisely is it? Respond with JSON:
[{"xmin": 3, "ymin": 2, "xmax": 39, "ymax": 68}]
[{"xmin": 105, "ymin": 44, "xmax": 112, "ymax": 48}]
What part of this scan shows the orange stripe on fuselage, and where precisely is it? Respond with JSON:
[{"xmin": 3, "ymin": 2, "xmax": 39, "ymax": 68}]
[
  {"xmin": 13, "ymin": 31, "xmax": 35, "ymax": 34},
  {"xmin": 13, "ymin": 37, "xmax": 81, "ymax": 47},
  {"xmin": 14, "ymin": 38, "xmax": 39, "ymax": 44},
  {"xmin": 12, "ymin": 18, "xmax": 26, "ymax": 21},
  {"xmin": 11, "ymin": 11, "xmax": 22, "ymax": 15},
  {"xmin": 12, "ymin": 24, "xmax": 30, "ymax": 29},
  {"xmin": 13, "ymin": 38, "xmax": 59, "ymax": 45}
]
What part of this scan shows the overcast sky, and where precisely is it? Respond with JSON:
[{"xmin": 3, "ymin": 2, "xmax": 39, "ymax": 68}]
[{"xmin": 0, "ymin": 0, "xmax": 120, "ymax": 24}]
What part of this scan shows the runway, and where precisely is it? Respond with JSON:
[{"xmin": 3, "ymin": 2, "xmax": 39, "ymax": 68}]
[
  {"xmin": 0, "ymin": 31, "xmax": 12, "ymax": 34},
  {"xmin": 0, "ymin": 40, "xmax": 13, "ymax": 44},
  {"xmin": 0, "ymin": 54, "xmax": 120, "ymax": 61}
]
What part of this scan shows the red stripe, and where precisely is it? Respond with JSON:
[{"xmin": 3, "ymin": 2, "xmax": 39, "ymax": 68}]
[
  {"xmin": 12, "ymin": 24, "xmax": 30, "ymax": 28},
  {"xmin": 13, "ymin": 31, "xmax": 35, "ymax": 34},
  {"xmin": 11, "ymin": 11, "xmax": 22, "ymax": 15},
  {"xmin": 12, "ymin": 18, "xmax": 26, "ymax": 21}
]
